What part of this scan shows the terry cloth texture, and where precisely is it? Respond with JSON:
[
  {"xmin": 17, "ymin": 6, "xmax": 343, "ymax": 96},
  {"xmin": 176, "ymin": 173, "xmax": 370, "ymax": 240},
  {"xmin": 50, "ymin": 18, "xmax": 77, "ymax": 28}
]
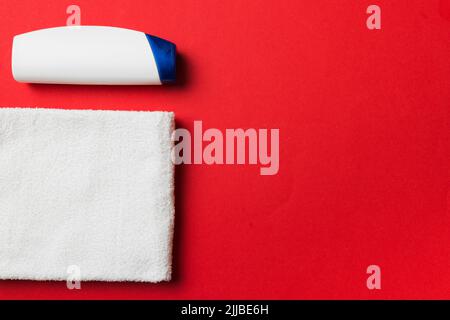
[{"xmin": 0, "ymin": 108, "xmax": 175, "ymax": 282}]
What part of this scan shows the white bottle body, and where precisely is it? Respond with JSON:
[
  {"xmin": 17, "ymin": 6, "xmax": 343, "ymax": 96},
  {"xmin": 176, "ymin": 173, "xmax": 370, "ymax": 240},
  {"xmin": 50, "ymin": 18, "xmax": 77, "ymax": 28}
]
[{"xmin": 12, "ymin": 26, "xmax": 175, "ymax": 85}]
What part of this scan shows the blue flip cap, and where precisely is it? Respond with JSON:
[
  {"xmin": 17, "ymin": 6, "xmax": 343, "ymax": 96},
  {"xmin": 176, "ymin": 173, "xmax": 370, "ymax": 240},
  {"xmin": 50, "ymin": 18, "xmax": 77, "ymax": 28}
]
[{"xmin": 145, "ymin": 34, "xmax": 176, "ymax": 84}]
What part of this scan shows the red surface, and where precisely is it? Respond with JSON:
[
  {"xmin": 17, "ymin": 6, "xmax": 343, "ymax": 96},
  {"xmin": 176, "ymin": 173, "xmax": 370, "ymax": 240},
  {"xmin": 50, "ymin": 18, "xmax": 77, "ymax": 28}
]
[{"xmin": 0, "ymin": 0, "xmax": 449, "ymax": 299}]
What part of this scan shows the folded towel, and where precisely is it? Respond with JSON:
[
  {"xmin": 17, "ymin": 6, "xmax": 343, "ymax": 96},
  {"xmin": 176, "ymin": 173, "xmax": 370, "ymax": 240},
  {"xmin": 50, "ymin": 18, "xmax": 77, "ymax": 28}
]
[{"xmin": 0, "ymin": 108, "xmax": 175, "ymax": 282}]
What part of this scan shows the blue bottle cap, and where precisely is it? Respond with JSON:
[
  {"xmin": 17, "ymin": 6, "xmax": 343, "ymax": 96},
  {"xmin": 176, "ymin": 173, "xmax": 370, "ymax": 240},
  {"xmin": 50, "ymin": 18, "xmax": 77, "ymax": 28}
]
[{"xmin": 145, "ymin": 34, "xmax": 176, "ymax": 84}]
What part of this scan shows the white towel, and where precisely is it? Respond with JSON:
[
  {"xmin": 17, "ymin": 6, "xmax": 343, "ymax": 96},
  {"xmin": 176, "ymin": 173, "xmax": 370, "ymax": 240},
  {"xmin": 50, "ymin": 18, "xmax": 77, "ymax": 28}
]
[{"xmin": 0, "ymin": 107, "xmax": 175, "ymax": 282}]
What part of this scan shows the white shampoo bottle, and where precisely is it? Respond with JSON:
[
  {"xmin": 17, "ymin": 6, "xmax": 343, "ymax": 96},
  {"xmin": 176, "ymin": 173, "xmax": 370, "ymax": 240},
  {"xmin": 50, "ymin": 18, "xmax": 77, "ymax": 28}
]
[{"xmin": 12, "ymin": 26, "xmax": 176, "ymax": 85}]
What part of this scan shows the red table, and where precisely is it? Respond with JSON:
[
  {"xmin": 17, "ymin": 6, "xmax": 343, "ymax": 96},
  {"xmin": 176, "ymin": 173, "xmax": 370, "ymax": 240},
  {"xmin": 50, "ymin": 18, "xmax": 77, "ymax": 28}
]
[{"xmin": 0, "ymin": 0, "xmax": 449, "ymax": 299}]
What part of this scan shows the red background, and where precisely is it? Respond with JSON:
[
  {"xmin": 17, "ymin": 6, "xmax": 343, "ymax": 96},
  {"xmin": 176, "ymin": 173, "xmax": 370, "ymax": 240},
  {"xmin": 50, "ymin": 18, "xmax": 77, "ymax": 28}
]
[{"xmin": 0, "ymin": 0, "xmax": 449, "ymax": 299}]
